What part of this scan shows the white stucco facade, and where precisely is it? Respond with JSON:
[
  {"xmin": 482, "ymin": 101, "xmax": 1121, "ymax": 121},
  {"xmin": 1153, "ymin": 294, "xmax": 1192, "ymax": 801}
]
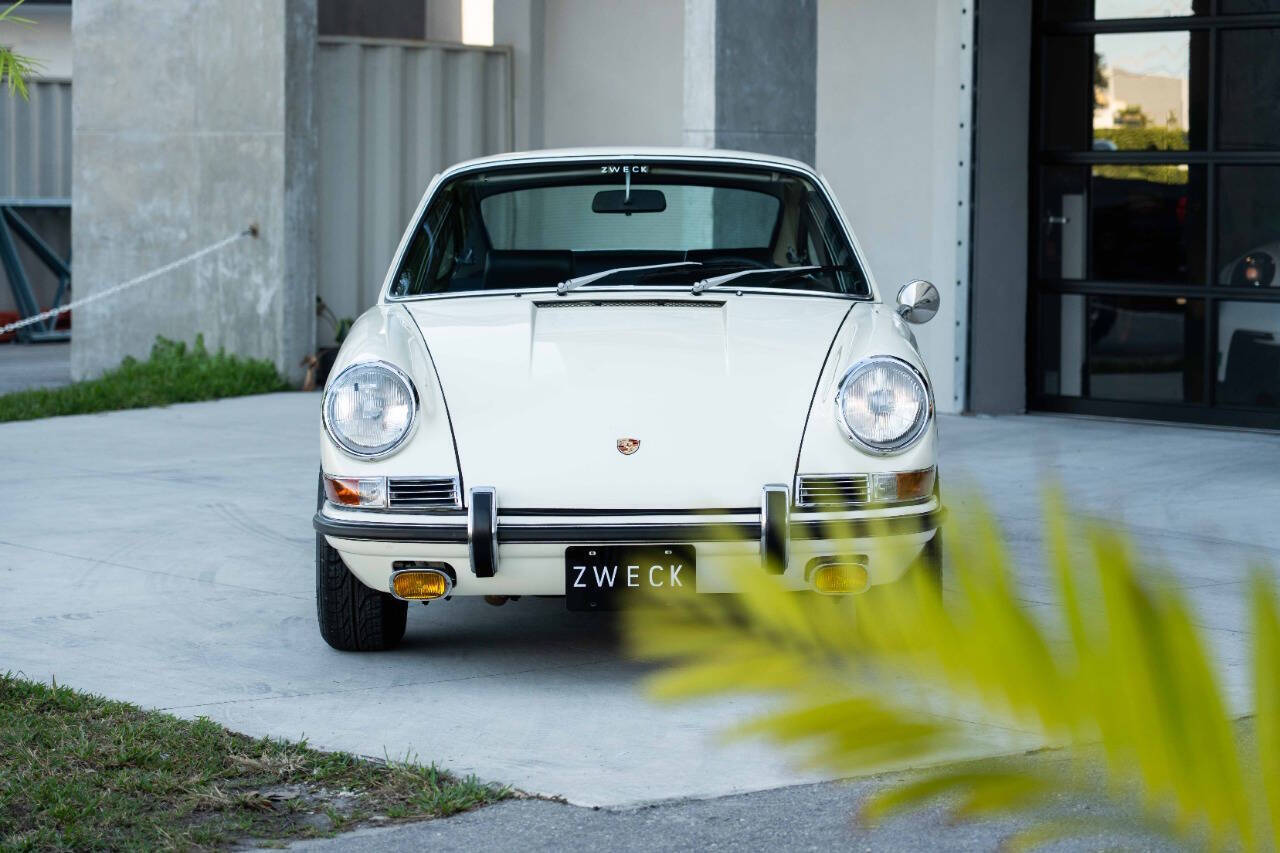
[
  {"xmin": 815, "ymin": 0, "xmax": 973, "ymax": 413},
  {"xmin": 494, "ymin": 0, "xmax": 974, "ymax": 412}
]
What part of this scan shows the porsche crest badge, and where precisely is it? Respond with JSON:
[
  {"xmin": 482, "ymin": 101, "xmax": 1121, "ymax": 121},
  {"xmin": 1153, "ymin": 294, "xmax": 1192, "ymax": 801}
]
[{"xmin": 616, "ymin": 438, "xmax": 641, "ymax": 456}]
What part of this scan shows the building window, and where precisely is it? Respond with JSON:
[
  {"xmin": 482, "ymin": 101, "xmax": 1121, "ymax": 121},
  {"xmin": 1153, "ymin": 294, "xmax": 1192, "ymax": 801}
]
[{"xmin": 1031, "ymin": 1, "xmax": 1280, "ymax": 427}]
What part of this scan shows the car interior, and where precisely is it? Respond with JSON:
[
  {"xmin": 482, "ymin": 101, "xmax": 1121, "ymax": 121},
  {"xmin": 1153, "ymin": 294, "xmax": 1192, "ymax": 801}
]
[{"xmin": 389, "ymin": 169, "xmax": 869, "ymax": 297}]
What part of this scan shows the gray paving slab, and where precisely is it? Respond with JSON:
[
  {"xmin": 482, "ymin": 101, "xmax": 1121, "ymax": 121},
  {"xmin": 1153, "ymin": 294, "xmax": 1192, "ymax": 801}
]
[
  {"xmin": 0, "ymin": 341, "xmax": 71, "ymax": 393},
  {"xmin": 0, "ymin": 395, "xmax": 1276, "ymax": 810}
]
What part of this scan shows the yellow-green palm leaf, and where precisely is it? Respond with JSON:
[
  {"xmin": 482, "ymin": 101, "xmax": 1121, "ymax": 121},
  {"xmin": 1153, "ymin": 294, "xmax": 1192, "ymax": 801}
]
[{"xmin": 623, "ymin": 492, "xmax": 1280, "ymax": 849}]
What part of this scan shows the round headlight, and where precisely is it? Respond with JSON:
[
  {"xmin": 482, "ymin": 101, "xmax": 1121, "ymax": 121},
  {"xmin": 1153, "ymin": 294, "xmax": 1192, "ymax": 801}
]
[
  {"xmin": 323, "ymin": 361, "xmax": 419, "ymax": 459},
  {"xmin": 834, "ymin": 356, "xmax": 931, "ymax": 453}
]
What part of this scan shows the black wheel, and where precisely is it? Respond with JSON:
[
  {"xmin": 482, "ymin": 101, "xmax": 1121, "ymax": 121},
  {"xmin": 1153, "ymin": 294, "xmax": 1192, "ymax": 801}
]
[
  {"xmin": 854, "ymin": 529, "xmax": 943, "ymax": 648},
  {"xmin": 914, "ymin": 527, "xmax": 943, "ymax": 595},
  {"xmin": 315, "ymin": 476, "xmax": 407, "ymax": 651},
  {"xmin": 859, "ymin": 528, "xmax": 944, "ymax": 609}
]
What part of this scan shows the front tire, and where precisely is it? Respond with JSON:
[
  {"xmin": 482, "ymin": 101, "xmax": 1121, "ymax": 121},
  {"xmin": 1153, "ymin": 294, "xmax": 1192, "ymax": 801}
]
[
  {"xmin": 858, "ymin": 528, "xmax": 944, "ymax": 609},
  {"xmin": 913, "ymin": 527, "xmax": 943, "ymax": 594},
  {"xmin": 315, "ymin": 477, "xmax": 407, "ymax": 651}
]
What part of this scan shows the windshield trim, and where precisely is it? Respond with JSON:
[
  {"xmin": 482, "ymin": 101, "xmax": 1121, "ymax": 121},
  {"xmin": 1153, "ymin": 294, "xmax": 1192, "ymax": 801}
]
[
  {"xmin": 380, "ymin": 154, "xmax": 879, "ymax": 306},
  {"xmin": 386, "ymin": 283, "xmax": 874, "ymax": 304}
]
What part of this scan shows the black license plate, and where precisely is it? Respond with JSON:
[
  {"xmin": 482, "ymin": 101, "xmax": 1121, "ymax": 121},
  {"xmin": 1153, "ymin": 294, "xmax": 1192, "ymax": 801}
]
[{"xmin": 565, "ymin": 544, "xmax": 695, "ymax": 611}]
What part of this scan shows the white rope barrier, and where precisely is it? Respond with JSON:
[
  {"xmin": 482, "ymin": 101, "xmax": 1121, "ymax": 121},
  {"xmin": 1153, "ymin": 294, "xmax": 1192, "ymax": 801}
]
[{"xmin": 0, "ymin": 223, "xmax": 259, "ymax": 339}]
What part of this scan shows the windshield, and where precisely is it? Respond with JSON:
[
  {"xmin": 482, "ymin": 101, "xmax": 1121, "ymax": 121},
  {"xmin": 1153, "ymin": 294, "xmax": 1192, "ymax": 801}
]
[{"xmin": 389, "ymin": 161, "xmax": 871, "ymax": 298}]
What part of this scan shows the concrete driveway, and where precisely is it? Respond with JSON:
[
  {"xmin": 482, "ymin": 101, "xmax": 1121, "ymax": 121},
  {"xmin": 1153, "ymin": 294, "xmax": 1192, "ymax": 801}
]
[{"xmin": 1, "ymin": 394, "xmax": 1277, "ymax": 808}]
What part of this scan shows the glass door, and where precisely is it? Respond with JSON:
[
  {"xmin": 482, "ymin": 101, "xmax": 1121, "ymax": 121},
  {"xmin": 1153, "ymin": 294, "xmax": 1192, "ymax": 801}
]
[{"xmin": 1031, "ymin": 0, "xmax": 1280, "ymax": 428}]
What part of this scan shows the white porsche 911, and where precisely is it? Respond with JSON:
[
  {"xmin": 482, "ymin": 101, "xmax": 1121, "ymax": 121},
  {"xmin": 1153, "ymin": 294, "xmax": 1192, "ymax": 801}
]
[{"xmin": 314, "ymin": 148, "xmax": 944, "ymax": 651}]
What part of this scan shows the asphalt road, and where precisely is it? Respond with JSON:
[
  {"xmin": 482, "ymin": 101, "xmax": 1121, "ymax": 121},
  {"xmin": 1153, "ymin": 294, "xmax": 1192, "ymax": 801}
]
[{"xmin": 293, "ymin": 752, "xmax": 1185, "ymax": 852}]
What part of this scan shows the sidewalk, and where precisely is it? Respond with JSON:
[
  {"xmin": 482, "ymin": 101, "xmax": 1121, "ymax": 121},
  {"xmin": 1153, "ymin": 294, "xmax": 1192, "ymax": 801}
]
[{"xmin": 0, "ymin": 342, "xmax": 71, "ymax": 394}]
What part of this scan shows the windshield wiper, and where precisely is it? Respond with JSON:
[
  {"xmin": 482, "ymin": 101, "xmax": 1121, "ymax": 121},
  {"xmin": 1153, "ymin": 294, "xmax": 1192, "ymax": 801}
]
[
  {"xmin": 557, "ymin": 261, "xmax": 701, "ymax": 295},
  {"xmin": 690, "ymin": 265, "xmax": 822, "ymax": 295}
]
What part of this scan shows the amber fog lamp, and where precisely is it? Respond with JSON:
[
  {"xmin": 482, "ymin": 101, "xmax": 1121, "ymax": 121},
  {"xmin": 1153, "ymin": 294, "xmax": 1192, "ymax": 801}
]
[
  {"xmin": 811, "ymin": 562, "xmax": 870, "ymax": 595},
  {"xmin": 391, "ymin": 569, "xmax": 451, "ymax": 600},
  {"xmin": 323, "ymin": 475, "xmax": 387, "ymax": 508}
]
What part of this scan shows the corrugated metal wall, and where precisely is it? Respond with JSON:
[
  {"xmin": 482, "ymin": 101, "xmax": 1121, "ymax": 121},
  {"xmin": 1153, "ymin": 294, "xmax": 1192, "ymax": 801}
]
[
  {"xmin": 316, "ymin": 37, "xmax": 512, "ymax": 343},
  {"xmin": 0, "ymin": 80, "xmax": 72, "ymax": 201},
  {"xmin": 0, "ymin": 81, "xmax": 72, "ymax": 316}
]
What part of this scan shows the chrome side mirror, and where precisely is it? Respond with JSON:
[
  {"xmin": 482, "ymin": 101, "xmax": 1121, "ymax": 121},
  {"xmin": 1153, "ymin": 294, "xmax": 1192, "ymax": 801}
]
[{"xmin": 895, "ymin": 279, "xmax": 940, "ymax": 325}]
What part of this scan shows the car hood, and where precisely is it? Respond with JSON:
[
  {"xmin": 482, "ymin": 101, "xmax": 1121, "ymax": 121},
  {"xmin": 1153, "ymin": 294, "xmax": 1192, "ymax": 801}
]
[{"xmin": 401, "ymin": 293, "xmax": 856, "ymax": 509}]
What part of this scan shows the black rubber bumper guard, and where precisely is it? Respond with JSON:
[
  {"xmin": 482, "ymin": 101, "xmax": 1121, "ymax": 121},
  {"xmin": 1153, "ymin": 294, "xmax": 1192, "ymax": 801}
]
[{"xmin": 468, "ymin": 486, "xmax": 498, "ymax": 578}]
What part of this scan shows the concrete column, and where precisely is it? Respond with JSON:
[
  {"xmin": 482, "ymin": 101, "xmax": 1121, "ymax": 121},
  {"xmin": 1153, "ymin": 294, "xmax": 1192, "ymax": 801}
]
[
  {"xmin": 967, "ymin": 0, "xmax": 1031, "ymax": 413},
  {"xmin": 70, "ymin": 0, "xmax": 317, "ymax": 384},
  {"xmin": 683, "ymin": 0, "xmax": 817, "ymax": 164},
  {"xmin": 426, "ymin": 0, "xmax": 464, "ymax": 42},
  {"xmin": 493, "ymin": 0, "xmax": 545, "ymax": 151}
]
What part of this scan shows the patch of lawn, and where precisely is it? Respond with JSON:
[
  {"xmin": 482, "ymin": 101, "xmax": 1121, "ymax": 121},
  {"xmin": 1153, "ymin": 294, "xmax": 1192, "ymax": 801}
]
[
  {"xmin": 0, "ymin": 335, "xmax": 291, "ymax": 423},
  {"xmin": 0, "ymin": 674, "xmax": 509, "ymax": 850}
]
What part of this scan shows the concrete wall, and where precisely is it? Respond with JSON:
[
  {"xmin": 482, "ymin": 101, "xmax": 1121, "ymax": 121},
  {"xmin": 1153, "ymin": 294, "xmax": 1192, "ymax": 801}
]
[
  {"xmin": 713, "ymin": 0, "xmax": 816, "ymax": 164},
  {"xmin": 495, "ymin": 0, "xmax": 684, "ymax": 151},
  {"xmin": 815, "ymin": 0, "xmax": 973, "ymax": 414},
  {"xmin": 539, "ymin": 0, "xmax": 684, "ymax": 149},
  {"xmin": 70, "ymin": 0, "xmax": 316, "ymax": 383},
  {"xmin": 494, "ymin": 0, "xmax": 544, "ymax": 150}
]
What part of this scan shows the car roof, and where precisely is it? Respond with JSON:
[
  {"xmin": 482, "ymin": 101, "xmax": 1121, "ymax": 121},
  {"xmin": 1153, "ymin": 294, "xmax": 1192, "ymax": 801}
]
[{"xmin": 439, "ymin": 147, "xmax": 820, "ymax": 179}]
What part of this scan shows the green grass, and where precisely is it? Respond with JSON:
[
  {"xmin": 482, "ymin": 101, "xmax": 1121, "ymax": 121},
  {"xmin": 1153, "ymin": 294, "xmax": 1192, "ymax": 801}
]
[
  {"xmin": 0, "ymin": 674, "xmax": 509, "ymax": 850},
  {"xmin": 0, "ymin": 336, "xmax": 291, "ymax": 423}
]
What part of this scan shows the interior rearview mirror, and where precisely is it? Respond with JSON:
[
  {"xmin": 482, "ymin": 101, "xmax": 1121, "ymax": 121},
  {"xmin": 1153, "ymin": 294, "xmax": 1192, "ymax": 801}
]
[
  {"xmin": 896, "ymin": 279, "xmax": 940, "ymax": 325},
  {"xmin": 592, "ymin": 189, "xmax": 667, "ymax": 215}
]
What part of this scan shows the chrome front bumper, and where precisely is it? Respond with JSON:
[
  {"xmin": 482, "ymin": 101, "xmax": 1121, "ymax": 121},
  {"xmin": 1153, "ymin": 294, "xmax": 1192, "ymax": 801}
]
[{"xmin": 314, "ymin": 484, "xmax": 943, "ymax": 596}]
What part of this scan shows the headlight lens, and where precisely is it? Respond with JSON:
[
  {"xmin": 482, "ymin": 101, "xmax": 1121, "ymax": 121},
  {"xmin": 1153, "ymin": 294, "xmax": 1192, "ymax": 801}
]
[
  {"xmin": 323, "ymin": 362, "xmax": 418, "ymax": 458},
  {"xmin": 835, "ymin": 356, "xmax": 931, "ymax": 453}
]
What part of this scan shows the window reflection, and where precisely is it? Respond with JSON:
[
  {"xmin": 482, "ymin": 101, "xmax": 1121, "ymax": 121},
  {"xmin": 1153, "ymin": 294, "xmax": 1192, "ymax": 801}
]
[
  {"xmin": 1092, "ymin": 164, "xmax": 1205, "ymax": 283},
  {"xmin": 1218, "ymin": 29, "xmax": 1280, "ymax": 151},
  {"xmin": 1042, "ymin": 31, "xmax": 1205, "ymax": 152},
  {"xmin": 1093, "ymin": 31, "xmax": 1202, "ymax": 151},
  {"xmin": 1220, "ymin": 0, "xmax": 1280, "ymax": 12},
  {"xmin": 1218, "ymin": 167, "xmax": 1280, "ymax": 289},
  {"xmin": 1217, "ymin": 302, "xmax": 1280, "ymax": 407},
  {"xmin": 1043, "ymin": 0, "xmax": 1206, "ymax": 20},
  {"xmin": 1040, "ymin": 294, "xmax": 1204, "ymax": 402},
  {"xmin": 1095, "ymin": 0, "xmax": 1199, "ymax": 17},
  {"xmin": 1088, "ymin": 295, "xmax": 1204, "ymax": 401}
]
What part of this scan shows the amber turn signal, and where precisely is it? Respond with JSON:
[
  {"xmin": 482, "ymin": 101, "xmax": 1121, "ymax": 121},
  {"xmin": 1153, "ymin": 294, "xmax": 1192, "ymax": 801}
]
[
  {"xmin": 870, "ymin": 466, "xmax": 936, "ymax": 504},
  {"xmin": 322, "ymin": 475, "xmax": 387, "ymax": 508},
  {"xmin": 391, "ymin": 569, "xmax": 451, "ymax": 600},
  {"xmin": 811, "ymin": 562, "xmax": 870, "ymax": 595}
]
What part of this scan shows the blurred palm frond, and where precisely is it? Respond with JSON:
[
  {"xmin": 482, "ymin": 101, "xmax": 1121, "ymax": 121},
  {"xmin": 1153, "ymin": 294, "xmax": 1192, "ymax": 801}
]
[
  {"xmin": 623, "ymin": 491, "xmax": 1280, "ymax": 850},
  {"xmin": 1, "ymin": 0, "xmax": 40, "ymax": 100}
]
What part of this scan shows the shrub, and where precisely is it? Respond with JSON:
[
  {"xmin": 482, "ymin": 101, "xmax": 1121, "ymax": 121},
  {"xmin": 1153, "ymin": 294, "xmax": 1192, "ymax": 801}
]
[{"xmin": 0, "ymin": 335, "xmax": 290, "ymax": 423}]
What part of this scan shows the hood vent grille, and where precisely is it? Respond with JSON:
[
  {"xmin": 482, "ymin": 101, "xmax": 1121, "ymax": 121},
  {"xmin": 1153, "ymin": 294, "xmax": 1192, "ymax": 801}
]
[
  {"xmin": 533, "ymin": 299, "xmax": 724, "ymax": 309},
  {"xmin": 388, "ymin": 477, "xmax": 461, "ymax": 510},
  {"xmin": 795, "ymin": 474, "xmax": 870, "ymax": 508}
]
